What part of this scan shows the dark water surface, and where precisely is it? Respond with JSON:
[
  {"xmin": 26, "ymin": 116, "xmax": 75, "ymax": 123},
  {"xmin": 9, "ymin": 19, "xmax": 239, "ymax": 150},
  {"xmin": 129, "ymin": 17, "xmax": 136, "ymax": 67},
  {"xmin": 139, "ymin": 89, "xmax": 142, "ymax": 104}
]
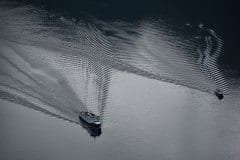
[{"xmin": 0, "ymin": 1, "xmax": 240, "ymax": 160}]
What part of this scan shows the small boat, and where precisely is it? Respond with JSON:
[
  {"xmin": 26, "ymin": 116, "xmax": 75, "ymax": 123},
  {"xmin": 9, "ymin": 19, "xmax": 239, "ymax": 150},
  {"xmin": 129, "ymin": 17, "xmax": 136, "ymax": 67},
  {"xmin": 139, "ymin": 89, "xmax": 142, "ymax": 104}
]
[
  {"xmin": 79, "ymin": 118, "xmax": 102, "ymax": 137},
  {"xmin": 79, "ymin": 111, "xmax": 101, "ymax": 127},
  {"xmin": 215, "ymin": 89, "xmax": 224, "ymax": 100}
]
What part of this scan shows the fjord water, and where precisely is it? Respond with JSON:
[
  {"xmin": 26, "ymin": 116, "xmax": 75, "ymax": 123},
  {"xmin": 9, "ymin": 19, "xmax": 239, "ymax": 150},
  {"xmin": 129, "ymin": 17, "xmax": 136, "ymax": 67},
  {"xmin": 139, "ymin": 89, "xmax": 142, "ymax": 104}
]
[{"xmin": 0, "ymin": 1, "xmax": 240, "ymax": 160}]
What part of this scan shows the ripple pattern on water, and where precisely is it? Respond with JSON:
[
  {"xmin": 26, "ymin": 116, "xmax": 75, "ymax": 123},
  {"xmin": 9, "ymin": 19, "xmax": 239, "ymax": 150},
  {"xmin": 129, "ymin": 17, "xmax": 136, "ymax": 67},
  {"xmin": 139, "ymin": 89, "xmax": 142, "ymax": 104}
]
[{"xmin": 0, "ymin": 1, "xmax": 235, "ymax": 126}]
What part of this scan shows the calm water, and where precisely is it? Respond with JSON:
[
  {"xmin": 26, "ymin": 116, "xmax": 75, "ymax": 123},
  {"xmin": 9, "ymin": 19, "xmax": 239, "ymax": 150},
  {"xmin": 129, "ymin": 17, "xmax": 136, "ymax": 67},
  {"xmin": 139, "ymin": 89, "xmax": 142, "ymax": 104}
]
[{"xmin": 0, "ymin": 1, "xmax": 240, "ymax": 160}]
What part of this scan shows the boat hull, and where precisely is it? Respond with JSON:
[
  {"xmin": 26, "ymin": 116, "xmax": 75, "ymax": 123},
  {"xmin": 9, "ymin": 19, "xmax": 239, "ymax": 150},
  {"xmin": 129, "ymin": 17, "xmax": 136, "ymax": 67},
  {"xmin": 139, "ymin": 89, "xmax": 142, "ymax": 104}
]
[
  {"xmin": 79, "ymin": 116, "xmax": 102, "ymax": 137},
  {"xmin": 215, "ymin": 92, "xmax": 224, "ymax": 100},
  {"xmin": 79, "ymin": 116, "xmax": 101, "ymax": 128}
]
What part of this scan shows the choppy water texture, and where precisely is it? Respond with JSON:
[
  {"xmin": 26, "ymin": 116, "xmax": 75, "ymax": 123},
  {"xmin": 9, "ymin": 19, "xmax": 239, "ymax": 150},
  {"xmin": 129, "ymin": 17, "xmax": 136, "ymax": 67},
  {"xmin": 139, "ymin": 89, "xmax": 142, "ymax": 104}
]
[{"xmin": 0, "ymin": 1, "xmax": 240, "ymax": 160}]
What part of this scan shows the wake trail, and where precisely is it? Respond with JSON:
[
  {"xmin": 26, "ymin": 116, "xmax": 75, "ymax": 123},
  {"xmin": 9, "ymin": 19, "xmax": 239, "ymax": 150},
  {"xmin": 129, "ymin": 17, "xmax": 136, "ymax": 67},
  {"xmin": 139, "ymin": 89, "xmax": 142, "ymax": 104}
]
[{"xmin": 0, "ymin": 1, "xmax": 234, "ymax": 125}]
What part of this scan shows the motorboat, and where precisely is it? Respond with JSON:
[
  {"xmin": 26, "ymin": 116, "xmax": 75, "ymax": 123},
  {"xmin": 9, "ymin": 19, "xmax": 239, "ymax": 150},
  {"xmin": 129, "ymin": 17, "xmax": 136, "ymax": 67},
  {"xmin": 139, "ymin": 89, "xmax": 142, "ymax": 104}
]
[
  {"xmin": 215, "ymin": 89, "xmax": 224, "ymax": 100},
  {"xmin": 79, "ymin": 111, "xmax": 101, "ymax": 127},
  {"xmin": 79, "ymin": 117, "xmax": 102, "ymax": 137}
]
